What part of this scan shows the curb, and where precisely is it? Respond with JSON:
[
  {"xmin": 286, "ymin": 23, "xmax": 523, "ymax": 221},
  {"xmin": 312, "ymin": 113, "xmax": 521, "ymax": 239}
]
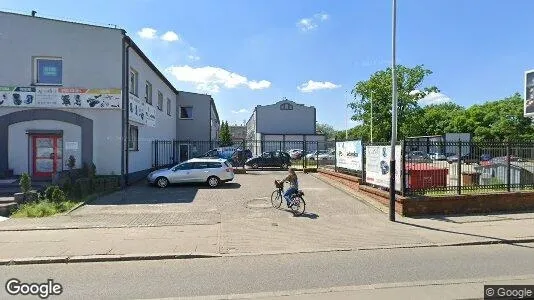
[
  {"xmin": 0, "ymin": 253, "xmax": 222, "ymax": 266},
  {"xmin": 2, "ymin": 238, "xmax": 534, "ymax": 265}
]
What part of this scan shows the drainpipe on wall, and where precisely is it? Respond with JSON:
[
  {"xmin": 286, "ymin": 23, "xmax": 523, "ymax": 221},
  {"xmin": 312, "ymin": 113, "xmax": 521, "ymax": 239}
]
[{"xmin": 121, "ymin": 33, "xmax": 131, "ymax": 187}]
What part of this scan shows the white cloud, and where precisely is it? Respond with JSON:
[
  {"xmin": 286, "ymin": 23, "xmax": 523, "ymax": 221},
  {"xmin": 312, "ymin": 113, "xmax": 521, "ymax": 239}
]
[
  {"xmin": 298, "ymin": 80, "xmax": 340, "ymax": 93},
  {"xmin": 248, "ymin": 80, "xmax": 271, "ymax": 90},
  {"xmin": 166, "ymin": 65, "xmax": 271, "ymax": 94},
  {"xmin": 138, "ymin": 27, "xmax": 157, "ymax": 39},
  {"xmin": 419, "ymin": 92, "xmax": 453, "ymax": 106},
  {"xmin": 297, "ymin": 13, "xmax": 330, "ymax": 31},
  {"xmin": 187, "ymin": 55, "xmax": 200, "ymax": 61},
  {"xmin": 232, "ymin": 108, "xmax": 250, "ymax": 114},
  {"xmin": 160, "ymin": 31, "xmax": 180, "ymax": 42}
]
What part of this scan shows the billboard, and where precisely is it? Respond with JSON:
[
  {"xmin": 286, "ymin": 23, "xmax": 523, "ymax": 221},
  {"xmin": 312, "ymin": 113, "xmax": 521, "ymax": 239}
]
[
  {"xmin": 365, "ymin": 145, "xmax": 402, "ymax": 191},
  {"xmin": 525, "ymin": 70, "xmax": 534, "ymax": 117},
  {"xmin": 335, "ymin": 140, "xmax": 363, "ymax": 171},
  {"xmin": 0, "ymin": 86, "xmax": 121, "ymax": 109}
]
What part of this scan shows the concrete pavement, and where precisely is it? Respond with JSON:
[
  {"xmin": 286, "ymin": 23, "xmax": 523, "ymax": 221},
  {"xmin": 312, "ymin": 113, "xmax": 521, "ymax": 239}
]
[{"xmin": 1, "ymin": 171, "xmax": 534, "ymax": 264}]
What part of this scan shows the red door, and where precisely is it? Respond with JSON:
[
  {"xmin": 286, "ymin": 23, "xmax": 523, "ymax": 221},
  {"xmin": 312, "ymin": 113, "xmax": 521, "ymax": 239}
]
[{"xmin": 32, "ymin": 135, "xmax": 63, "ymax": 178}]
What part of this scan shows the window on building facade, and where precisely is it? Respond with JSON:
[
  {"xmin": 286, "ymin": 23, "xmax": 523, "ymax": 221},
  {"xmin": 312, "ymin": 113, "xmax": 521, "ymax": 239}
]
[
  {"xmin": 167, "ymin": 98, "xmax": 171, "ymax": 116},
  {"xmin": 157, "ymin": 91, "xmax": 163, "ymax": 111},
  {"xmin": 280, "ymin": 103, "xmax": 293, "ymax": 110},
  {"xmin": 179, "ymin": 106, "xmax": 193, "ymax": 119},
  {"xmin": 128, "ymin": 125, "xmax": 139, "ymax": 151},
  {"xmin": 145, "ymin": 81, "xmax": 152, "ymax": 105},
  {"xmin": 34, "ymin": 57, "xmax": 63, "ymax": 85},
  {"xmin": 129, "ymin": 68, "xmax": 138, "ymax": 95}
]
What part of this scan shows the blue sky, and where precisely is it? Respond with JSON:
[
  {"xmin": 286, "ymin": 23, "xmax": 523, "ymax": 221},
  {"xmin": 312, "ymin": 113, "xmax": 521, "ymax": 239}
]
[{"xmin": 2, "ymin": 0, "xmax": 532, "ymax": 130}]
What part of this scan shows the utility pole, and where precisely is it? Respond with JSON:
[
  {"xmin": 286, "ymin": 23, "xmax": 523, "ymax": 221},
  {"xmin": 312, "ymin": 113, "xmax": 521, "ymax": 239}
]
[
  {"xmin": 345, "ymin": 90, "xmax": 349, "ymax": 140},
  {"xmin": 389, "ymin": 0, "xmax": 398, "ymax": 222},
  {"xmin": 370, "ymin": 91, "xmax": 374, "ymax": 144}
]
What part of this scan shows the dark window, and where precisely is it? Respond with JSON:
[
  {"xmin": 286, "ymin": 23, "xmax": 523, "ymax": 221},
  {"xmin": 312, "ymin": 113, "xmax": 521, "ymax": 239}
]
[
  {"xmin": 34, "ymin": 58, "xmax": 62, "ymax": 85},
  {"xmin": 280, "ymin": 103, "xmax": 293, "ymax": 110},
  {"xmin": 145, "ymin": 81, "xmax": 152, "ymax": 105},
  {"xmin": 174, "ymin": 162, "xmax": 193, "ymax": 171},
  {"xmin": 207, "ymin": 162, "xmax": 223, "ymax": 168},
  {"xmin": 128, "ymin": 125, "xmax": 138, "ymax": 151},
  {"xmin": 192, "ymin": 162, "xmax": 209, "ymax": 169},
  {"xmin": 180, "ymin": 106, "xmax": 193, "ymax": 119},
  {"xmin": 129, "ymin": 68, "xmax": 138, "ymax": 95},
  {"xmin": 157, "ymin": 91, "xmax": 163, "ymax": 111},
  {"xmin": 167, "ymin": 98, "xmax": 171, "ymax": 116}
]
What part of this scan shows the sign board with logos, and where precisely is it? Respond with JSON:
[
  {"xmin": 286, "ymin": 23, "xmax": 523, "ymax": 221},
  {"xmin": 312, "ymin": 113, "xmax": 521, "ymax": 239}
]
[
  {"xmin": 128, "ymin": 94, "xmax": 156, "ymax": 127},
  {"xmin": 525, "ymin": 70, "xmax": 534, "ymax": 117},
  {"xmin": 0, "ymin": 86, "xmax": 121, "ymax": 109},
  {"xmin": 365, "ymin": 145, "xmax": 402, "ymax": 191},
  {"xmin": 335, "ymin": 140, "xmax": 363, "ymax": 171}
]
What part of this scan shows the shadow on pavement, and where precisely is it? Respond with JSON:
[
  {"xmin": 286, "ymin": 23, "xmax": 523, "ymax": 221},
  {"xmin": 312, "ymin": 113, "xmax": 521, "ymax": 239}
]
[
  {"xmin": 87, "ymin": 182, "xmax": 241, "ymax": 205},
  {"xmin": 396, "ymin": 221, "xmax": 534, "ymax": 249}
]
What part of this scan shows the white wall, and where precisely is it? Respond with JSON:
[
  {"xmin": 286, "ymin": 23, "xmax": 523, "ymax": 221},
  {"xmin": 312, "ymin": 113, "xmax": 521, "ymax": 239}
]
[
  {"xmin": 8, "ymin": 120, "xmax": 81, "ymax": 175},
  {"xmin": 127, "ymin": 48, "xmax": 178, "ymax": 174},
  {"xmin": 175, "ymin": 92, "xmax": 211, "ymax": 141},
  {"xmin": 0, "ymin": 11, "xmax": 123, "ymax": 87},
  {"xmin": 256, "ymin": 100, "xmax": 316, "ymax": 135}
]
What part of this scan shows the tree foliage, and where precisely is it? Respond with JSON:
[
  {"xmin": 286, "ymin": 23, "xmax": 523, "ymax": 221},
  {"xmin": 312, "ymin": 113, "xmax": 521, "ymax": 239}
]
[
  {"xmin": 316, "ymin": 123, "xmax": 336, "ymax": 140},
  {"xmin": 349, "ymin": 65, "xmax": 439, "ymax": 142},
  {"xmin": 219, "ymin": 121, "xmax": 232, "ymax": 146}
]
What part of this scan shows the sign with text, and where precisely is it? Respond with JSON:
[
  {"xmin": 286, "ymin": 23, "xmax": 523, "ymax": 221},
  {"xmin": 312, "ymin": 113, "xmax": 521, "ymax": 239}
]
[
  {"xmin": 525, "ymin": 70, "xmax": 534, "ymax": 117},
  {"xmin": 335, "ymin": 140, "xmax": 363, "ymax": 171},
  {"xmin": 0, "ymin": 86, "xmax": 121, "ymax": 109},
  {"xmin": 365, "ymin": 145, "xmax": 402, "ymax": 191}
]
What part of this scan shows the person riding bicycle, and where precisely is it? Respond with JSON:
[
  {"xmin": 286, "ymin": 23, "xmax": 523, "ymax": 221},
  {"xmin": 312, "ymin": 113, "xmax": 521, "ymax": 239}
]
[{"xmin": 279, "ymin": 168, "xmax": 299, "ymax": 207}]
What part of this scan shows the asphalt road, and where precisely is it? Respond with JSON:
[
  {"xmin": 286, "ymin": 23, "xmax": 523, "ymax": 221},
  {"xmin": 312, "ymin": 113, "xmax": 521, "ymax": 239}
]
[{"xmin": 1, "ymin": 243, "xmax": 534, "ymax": 299}]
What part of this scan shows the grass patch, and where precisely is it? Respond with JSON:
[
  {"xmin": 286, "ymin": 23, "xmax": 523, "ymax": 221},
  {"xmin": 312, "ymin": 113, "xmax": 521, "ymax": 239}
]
[{"xmin": 11, "ymin": 200, "xmax": 81, "ymax": 218}]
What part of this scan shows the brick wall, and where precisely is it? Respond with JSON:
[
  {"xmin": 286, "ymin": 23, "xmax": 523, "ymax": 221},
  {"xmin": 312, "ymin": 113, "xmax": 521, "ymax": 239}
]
[{"xmin": 318, "ymin": 169, "xmax": 534, "ymax": 217}]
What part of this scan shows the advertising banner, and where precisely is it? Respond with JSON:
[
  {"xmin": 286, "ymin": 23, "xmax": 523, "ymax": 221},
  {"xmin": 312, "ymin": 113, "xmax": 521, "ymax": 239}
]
[
  {"xmin": 128, "ymin": 94, "xmax": 147, "ymax": 125},
  {"xmin": 335, "ymin": 140, "xmax": 363, "ymax": 171},
  {"xmin": 0, "ymin": 86, "xmax": 121, "ymax": 109},
  {"xmin": 146, "ymin": 104, "xmax": 156, "ymax": 127},
  {"xmin": 365, "ymin": 145, "xmax": 402, "ymax": 191}
]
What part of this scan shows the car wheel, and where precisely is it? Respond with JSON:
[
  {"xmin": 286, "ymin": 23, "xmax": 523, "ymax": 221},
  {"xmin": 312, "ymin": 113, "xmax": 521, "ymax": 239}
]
[
  {"xmin": 252, "ymin": 163, "xmax": 259, "ymax": 169},
  {"xmin": 281, "ymin": 163, "xmax": 288, "ymax": 169},
  {"xmin": 207, "ymin": 176, "xmax": 220, "ymax": 188},
  {"xmin": 156, "ymin": 177, "xmax": 169, "ymax": 188}
]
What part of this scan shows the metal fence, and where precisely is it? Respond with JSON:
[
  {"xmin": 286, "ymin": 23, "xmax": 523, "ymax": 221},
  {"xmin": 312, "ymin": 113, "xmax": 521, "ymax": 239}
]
[
  {"xmin": 403, "ymin": 140, "xmax": 534, "ymax": 195},
  {"xmin": 152, "ymin": 139, "xmax": 337, "ymax": 170}
]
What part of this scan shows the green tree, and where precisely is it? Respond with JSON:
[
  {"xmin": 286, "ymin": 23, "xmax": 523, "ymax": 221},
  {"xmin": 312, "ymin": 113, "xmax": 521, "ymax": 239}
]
[
  {"xmin": 219, "ymin": 121, "xmax": 232, "ymax": 146},
  {"xmin": 416, "ymin": 102, "xmax": 465, "ymax": 136},
  {"xmin": 349, "ymin": 65, "xmax": 440, "ymax": 142},
  {"xmin": 316, "ymin": 123, "xmax": 336, "ymax": 140},
  {"xmin": 448, "ymin": 93, "xmax": 534, "ymax": 141},
  {"xmin": 335, "ymin": 125, "xmax": 368, "ymax": 141}
]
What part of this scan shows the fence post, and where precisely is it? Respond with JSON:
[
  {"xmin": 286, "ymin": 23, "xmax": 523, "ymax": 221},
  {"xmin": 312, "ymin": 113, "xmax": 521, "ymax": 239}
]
[
  {"xmin": 155, "ymin": 140, "xmax": 159, "ymax": 168},
  {"xmin": 362, "ymin": 142, "xmax": 366, "ymax": 183},
  {"xmin": 316, "ymin": 141, "xmax": 319, "ymax": 168},
  {"xmin": 303, "ymin": 142, "xmax": 307, "ymax": 169},
  {"xmin": 457, "ymin": 140, "xmax": 462, "ymax": 195},
  {"xmin": 334, "ymin": 137, "xmax": 338, "ymax": 172},
  {"xmin": 401, "ymin": 140, "xmax": 406, "ymax": 196},
  {"xmin": 506, "ymin": 141, "xmax": 511, "ymax": 192}
]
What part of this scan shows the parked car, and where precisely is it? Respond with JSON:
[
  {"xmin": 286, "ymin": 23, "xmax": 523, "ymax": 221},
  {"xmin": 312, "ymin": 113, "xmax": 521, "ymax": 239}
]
[
  {"xmin": 288, "ymin": 149, "xmax": 304, "ymax": 160},
  {"xmin": 446, "ymin": 153, "xmax": 478, "ymax": 164},
  {"xmin": 491, "ymin": 155, "xmax": 523, "ymax": 163},
  {"xmin": 306, "ymin": 150, "xmax": 334, "ymax": 160},
  {"xmin": 405, "ymin": 151, "xmax": 432, "ymax": 163},
  {"xmin": 245, "ymin": 151, "xmax": 291, "ymax": 169},
  {"xmin": 429, "ymin": 152, "xmax": 447, "ymax": 161},
  {"xmin": 147, "ymin": 158, "xmax": 234, "ymax": 188},
  {"xmin": 230, "ymin": 149, "xmax": 253, "ymax": 166},
  {"xmin": 480, "ymin": 153, "xmax": 492, "ymax": 161}
]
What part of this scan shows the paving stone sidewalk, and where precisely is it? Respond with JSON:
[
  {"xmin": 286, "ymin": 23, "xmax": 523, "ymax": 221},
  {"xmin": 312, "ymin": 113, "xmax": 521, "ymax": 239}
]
[{"xmin": 1, "ymin": 172, "xmax": 534, "ymax": 263}]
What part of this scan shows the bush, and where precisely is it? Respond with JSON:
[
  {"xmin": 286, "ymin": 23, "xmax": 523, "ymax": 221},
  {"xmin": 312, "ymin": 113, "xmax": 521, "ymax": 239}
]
[
  {"xmin": 11, "ymin": 200, "xmax": 79, "ymax": 218},
  {"xmin": 67, "ymin": 155, "xmax": 76, "ymax": 170},
  {"xmin": 20, "ymin": 173, "xmax": 31, "ymax": 194},
  {"xmin": 75, "ymin": 178, "xmax": 91, "ymax": 198}
]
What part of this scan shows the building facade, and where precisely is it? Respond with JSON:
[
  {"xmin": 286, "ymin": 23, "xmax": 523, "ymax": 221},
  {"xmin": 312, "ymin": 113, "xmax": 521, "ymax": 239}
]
[
  {"xmin": 245, "ymin": 99, "xmax": 325, "ymax": 154},
  {"xmin": 0, "ymin": 11, "xmax": 219, "ymax": 183}
]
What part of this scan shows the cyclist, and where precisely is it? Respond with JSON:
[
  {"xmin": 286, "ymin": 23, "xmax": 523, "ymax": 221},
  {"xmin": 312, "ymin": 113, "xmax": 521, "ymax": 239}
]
[{"xmin": 279, "ymin": 168, "xmax": 299, "ymax": 207}]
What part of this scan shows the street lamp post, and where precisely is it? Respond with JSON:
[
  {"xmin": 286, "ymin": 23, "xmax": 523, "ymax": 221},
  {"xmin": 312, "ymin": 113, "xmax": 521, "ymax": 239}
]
[
  {"xmin": 389, "ymin": 0, "xmax": 398, "ymax": 222},
  {"xmin": 345, "ymin": 90, "xmax": 349, "ymax": 140},
  {"xmin": 370, "ymin": 91, "xmax": 373, "ymax": 144}
]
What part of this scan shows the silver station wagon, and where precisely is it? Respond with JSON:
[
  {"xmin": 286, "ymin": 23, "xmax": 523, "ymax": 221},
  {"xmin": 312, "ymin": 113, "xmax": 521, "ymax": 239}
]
[{"xmin": 147, "ymin": 158, "xmax": 234, "ymax": 188}]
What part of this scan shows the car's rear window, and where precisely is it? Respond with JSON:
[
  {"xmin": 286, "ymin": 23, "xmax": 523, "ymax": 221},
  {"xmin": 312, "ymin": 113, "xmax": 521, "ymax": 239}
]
[{"xmin": 207, "ymin": 162, "xmax": 223, "ymax": 168}]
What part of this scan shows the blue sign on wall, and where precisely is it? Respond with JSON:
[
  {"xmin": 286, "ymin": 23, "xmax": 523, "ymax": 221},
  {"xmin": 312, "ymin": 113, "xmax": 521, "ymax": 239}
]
[{"xmin": 37, "ymin": 59, "xmax": 62, "ymax": 84}]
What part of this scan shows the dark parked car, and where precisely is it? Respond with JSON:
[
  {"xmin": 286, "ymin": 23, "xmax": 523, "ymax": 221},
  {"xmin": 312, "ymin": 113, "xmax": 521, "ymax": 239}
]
[
  {"xmin": 447, "ymin": 153, "xmax": 478, "ymax": 164},
  {"xmin": 245, "ymin": 151, "xmax": 291, "ymax": 169}
]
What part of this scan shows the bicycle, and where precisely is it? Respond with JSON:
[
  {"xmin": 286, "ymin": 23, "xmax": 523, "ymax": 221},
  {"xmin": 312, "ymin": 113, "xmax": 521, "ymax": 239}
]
[{"xmin": 271, "ymin": 180, "xmax": 306, "ymax": 216}]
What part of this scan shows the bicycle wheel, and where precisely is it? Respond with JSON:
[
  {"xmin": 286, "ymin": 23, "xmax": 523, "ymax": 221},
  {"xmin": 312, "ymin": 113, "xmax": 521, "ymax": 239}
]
[
  {"xmin": 290, "ymin": 196, "xmax": 306, "ymax": 216},
  {"xmin": 271, "ymin": 190, "xmax": 282, "ymax": 209}
]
